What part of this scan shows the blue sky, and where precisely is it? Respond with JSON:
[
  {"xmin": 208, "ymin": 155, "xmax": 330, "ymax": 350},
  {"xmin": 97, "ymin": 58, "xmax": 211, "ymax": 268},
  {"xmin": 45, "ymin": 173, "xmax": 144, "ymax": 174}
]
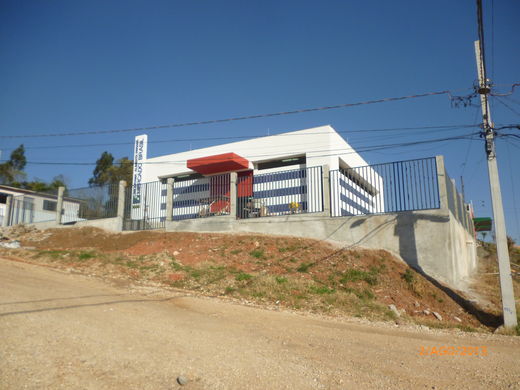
[{"xmin": 1, "ymin": 0, "xmax": 519, "ymax": 240}]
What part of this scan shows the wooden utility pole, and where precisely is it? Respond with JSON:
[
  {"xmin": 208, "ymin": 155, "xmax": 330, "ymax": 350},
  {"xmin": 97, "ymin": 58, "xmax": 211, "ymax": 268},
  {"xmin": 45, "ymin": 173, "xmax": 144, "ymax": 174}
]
[{"xmin": 474, "ymin": 0, "xmax": 517, "ymax": 329}]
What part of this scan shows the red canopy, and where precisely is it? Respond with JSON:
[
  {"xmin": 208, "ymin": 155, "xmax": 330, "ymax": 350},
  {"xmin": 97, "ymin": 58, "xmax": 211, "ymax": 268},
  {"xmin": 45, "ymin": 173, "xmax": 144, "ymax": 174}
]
[{"xmin": 187, "ymin": 153, "xmax": 249, "ymax": 175}]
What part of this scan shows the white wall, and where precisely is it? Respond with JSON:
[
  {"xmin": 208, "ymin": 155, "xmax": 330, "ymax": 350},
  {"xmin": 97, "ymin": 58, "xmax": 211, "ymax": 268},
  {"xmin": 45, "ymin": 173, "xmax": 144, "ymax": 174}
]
[
  {"xmin": 129, "ymin": 125, "xmax": 384, "ymax": 221},
  {"xmin": 138, "ymin": 125, "xmax": 370, "ymax": 183},
  {"xmin": 0, "ymin": 189, "xmax": 80, "ymax": 225}
]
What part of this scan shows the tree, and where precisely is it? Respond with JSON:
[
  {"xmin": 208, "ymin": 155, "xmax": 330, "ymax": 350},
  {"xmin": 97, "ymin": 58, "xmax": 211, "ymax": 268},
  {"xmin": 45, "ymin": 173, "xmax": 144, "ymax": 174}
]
[
  {"xmin": 89, "ymin": 152, "xmax": 133, "ymax": 186},
  {"xmin": 9, "ymin": 144, "xmax": 26, "ymax": 171},
  {"xmin": 0, "ymin": 144, "xmax": 27, "ymax": 185},
  {"xmin": 6, "ymin": 175, "xmax": 68, "ymax": 193},
  {"xmin": 89, "ymin": 151, "xmax": 114, "ymax": 186},
  {"xmin": 49, "ymin": 174, "xmax": 67, "ymax": 190},
  {"xmin": 111, "ymin": 157, "xmax": 133, "ymax": 185}
]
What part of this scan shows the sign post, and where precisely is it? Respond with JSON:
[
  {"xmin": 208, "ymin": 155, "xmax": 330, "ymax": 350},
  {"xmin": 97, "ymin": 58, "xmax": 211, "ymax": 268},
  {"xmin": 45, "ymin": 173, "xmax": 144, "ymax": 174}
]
[{"xmin": 132, "ymin": 134, "xmax": 148, "ymax": 207}]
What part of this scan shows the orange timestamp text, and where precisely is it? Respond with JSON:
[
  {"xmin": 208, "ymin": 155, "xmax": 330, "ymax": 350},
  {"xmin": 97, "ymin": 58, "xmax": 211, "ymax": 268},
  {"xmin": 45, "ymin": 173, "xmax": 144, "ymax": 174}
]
[{"xmin": 419, "ymin": 346, "xmax": 488, "ymax": 356}]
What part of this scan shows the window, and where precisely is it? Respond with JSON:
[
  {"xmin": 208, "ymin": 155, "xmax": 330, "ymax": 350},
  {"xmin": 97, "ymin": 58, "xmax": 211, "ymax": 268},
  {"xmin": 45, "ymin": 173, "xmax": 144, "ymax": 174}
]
[
  {"xmin": 172, "ymin": 173, "xmax": 204, "ymax": 182},
  {"xmin": 257, "ymin": 156, "xmax": 306, "ymax": 171},
  {"xmin": 0, "ymin": 193, "xmax": 7, "ymax": 204},
  {"xmin": 43, "ymin": 199, "xmax": 57, "ymax": 211}
]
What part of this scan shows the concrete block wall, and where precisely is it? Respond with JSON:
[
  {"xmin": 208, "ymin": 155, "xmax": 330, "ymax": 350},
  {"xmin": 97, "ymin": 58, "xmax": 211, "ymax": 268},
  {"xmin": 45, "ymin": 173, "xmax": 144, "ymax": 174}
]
[{"xmin": 164, "ymin": 207, "xmax": 476, "ymax": 287}]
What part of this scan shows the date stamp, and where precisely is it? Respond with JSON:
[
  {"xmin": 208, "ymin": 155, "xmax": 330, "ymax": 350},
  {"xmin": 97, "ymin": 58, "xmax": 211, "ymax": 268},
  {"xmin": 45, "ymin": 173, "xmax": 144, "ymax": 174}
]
[{"xmin": 419, "ymin": 346, "xmax": 488, "ymax": 356}]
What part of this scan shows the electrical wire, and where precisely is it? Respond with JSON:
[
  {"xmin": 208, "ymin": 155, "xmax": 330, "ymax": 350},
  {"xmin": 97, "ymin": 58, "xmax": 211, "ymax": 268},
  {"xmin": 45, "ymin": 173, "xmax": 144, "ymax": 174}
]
[
  {"xmin": 0, "ymin": 132, "xmax": 480, "ymax": 167},
  {"xmin": 493, "ymin": 96, "xmax": 520, "ymax": 117},
  {"xmin": 506, "ymin": 142, "xmax": 520, "ymax": 244},
  {"xmin": 490, "ymin": 83, "xmax": 520, "ymax": 97},
  {"xmin": 504, "ymin": 96, "xmax": 520, "ymax": 107},
  {"xmin": 461, "ymin": 107, "xmax": 482, "ymax": 177},
  {"xmin": 491, "ymin": 0, "xmax": 495, "ymax": 84},
  {"xmin": 0, "ymin": 123, "xmax": 480, "ymax": 153},
  {"xmin": 0, "ymin": 89, "xmax": 469, "ymax": 139}
]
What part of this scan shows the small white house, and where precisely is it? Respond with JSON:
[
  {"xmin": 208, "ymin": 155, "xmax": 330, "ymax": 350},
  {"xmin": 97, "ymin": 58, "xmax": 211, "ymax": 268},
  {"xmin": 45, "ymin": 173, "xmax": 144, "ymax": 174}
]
[
  {"xmin": 0, "ymin": 185, "xmax": 80, "ymax": 226},
  {"xmin": 131, "ymin": 125, "xmax": 383, "ymax": 221}
]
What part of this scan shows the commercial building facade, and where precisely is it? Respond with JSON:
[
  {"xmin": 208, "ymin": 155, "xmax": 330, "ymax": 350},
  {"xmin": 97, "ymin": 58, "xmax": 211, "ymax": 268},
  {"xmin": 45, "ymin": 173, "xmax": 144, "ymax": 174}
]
[{"xmin": 131, "ymin": 125, "xmax": 383, "ymax": 222}]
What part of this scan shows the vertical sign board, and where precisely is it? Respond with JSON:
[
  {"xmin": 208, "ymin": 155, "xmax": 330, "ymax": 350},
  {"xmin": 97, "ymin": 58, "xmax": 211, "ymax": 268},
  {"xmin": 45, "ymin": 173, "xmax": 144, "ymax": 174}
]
[{"xmin": 132, "ymin": 135, "xmax": 148, "ymax": 218}]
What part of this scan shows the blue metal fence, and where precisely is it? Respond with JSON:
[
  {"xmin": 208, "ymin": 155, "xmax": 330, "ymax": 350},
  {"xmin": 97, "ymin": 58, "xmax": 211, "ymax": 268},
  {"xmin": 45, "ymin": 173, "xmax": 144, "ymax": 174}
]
[{"xmin": 330, "ymin": 157, "xmax": 440, "ymax": 217}]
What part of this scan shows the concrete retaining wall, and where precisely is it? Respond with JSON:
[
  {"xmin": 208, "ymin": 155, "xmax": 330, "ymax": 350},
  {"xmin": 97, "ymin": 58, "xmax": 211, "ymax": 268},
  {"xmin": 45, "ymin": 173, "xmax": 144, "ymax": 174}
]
[
  {"xmin": 25, "ymin": 206, "xmax": 476, "ymax": 287},
  {"xmin": 29, "ymin": 217, "xmax": 123, "ymax": 232},
  {"xmin": 165, "ymin": 209, "xmax": 477, "ymax": 287},
  {"xmin": 20, "ymin": 154, "xmax": 477, "ymax": 288}
]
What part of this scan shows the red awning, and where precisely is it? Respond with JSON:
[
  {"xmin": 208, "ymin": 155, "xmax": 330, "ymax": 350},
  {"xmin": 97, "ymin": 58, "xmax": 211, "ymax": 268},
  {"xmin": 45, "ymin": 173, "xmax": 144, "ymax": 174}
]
[{"xmin": 187, "ymin": 153, "xmax": 249, "ymax": 175}]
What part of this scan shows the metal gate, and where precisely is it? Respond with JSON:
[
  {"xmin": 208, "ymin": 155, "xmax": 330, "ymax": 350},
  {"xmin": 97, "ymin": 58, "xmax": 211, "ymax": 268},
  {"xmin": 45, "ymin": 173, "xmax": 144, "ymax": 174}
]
[
  {"xmin": 123, "ymin": 180, "xmax": 166, "ymax": 231},
  {"xmin": 9, "ymin": 195, "xmax": 35, "ymax": 225}
]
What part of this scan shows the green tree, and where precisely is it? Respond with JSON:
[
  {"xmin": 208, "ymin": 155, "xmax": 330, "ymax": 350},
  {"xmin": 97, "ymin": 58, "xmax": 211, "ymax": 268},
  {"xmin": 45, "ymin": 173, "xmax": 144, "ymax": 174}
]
[
  {"xmin": 0, "ymin": 145, "xmax": 27, "ymax": 184},
  {"xmin": 89, "ymin": 152, "xmax": 133, "ymax": 186},
  {"xmin": 89, "ymin": 151, "xmax": 114, "ymax": 186}
]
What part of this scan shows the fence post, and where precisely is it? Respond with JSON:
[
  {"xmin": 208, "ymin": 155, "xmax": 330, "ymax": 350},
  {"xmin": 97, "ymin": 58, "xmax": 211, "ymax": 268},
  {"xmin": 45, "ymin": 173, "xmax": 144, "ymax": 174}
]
[
  {"xmin": 117, "ymin": 181, "xmax": 126, "ymax": 218},
  {"xmin": 230, "ymin": 172, "xmax": 237, "ymax": 219},
  {"xmin": 55, "ymin": 186, "xmax": 65, "ymax": 225},
  {"xmin": 451, "ymin": 178, "xmax": 460, "ymax": 221},
  {"xmin": 2, "ymin": 195, "xmax": 12, "ymax": 227},
  {"xmin": 166, "ymin": 178, "xmax": 174, "ymax": 222},
  {"xmin": 460, "ymin": 194, "xmax": 468, "ymax": 229},
  {"xmin": 321, "ymin": 165, "xmax": 330, "ymax": 216},
  {"xmin": 116, "ymin": 181, "xmax": 126, "ymax": 231},
  {"xmin": 435, "ymin": 156, "xmax": 449, "ymax": 211}
]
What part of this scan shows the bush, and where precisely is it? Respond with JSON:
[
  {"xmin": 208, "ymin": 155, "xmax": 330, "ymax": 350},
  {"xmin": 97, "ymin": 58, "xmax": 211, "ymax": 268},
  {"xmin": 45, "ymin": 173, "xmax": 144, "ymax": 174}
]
[
  {"xmin": 235, "ymin": 272, "xmax": 253, "ymax": 281},
  {"xmin": 249, "ymin": 249, "xmax": 265, "ymax": 259},
  {"xmin": 340, "ymin": 268, "xmax": 378, "ymax": 285},
  {"xmin": 297, "ymin": 262, "xmax": 312, "ymax": 273},
  {"xmin": 402, "ymin": 268, "xmax": 415, "ymax": 285},
  {"xmin": 309, "ymin": 285, "xmax": 335, "ymax": 295}
]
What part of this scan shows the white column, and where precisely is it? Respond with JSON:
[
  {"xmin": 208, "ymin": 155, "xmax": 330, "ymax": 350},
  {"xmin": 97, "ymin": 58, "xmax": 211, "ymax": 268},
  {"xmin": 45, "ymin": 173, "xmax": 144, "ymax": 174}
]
[{"xmin": 55, "ymin": 187, "xmax": 65, "ymax": 225}]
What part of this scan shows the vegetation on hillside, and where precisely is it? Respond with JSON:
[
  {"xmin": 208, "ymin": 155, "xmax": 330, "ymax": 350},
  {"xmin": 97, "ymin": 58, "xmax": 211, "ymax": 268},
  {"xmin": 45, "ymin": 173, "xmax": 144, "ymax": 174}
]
[{"xmin": 0, "ymin": 144, "xmax": 67, "ymax": 192}]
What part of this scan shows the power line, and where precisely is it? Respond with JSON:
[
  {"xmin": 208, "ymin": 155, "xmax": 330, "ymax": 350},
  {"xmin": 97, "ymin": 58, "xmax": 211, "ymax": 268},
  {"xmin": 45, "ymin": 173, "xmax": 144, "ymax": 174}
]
[
  {"xmin": 505, "ymin": 142, "xmax": 520, "ymax": 244},
  {"xmin": 499, "ymin": 133, "xmax": 520, "ymax": 140},
  {"xmin": 461, "ymin": 107, "xmax": 481, "ymax": 177},
  {"xmin": 0, "ymin": 132, "xmax": 480, "ymax": 166},
  {"xmin": 0, "ymin": 89, "xmax": 469, "ymax": 139},
  {"xmin": 493, "ymin": 96, "xmax": 520, "ymax": 117},
  {"xmin": 490, "ymin": 82, "xmax": 520, "ymax": 97},
  {"xmin": 504, "ymin": 96, "xmax": 520, "ymax": 107},
  {"xmin": 0, "ymin": 123, "xmax": 480, "ymax": 152}
]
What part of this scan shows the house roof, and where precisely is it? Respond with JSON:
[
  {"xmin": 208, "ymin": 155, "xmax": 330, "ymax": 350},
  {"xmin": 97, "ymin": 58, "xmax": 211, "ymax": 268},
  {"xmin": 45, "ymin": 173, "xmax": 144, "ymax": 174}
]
[{"xmin": 0, "ymin": 185, "xmax": 80, "ymax": 203}]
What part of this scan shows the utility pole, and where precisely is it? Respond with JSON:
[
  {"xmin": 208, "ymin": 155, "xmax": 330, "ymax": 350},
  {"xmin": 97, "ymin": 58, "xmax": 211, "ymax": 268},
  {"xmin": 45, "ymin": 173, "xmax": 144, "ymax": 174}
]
[{"xmin": 474, "ymin": 0, "xmax": 517, "ymax": 329}]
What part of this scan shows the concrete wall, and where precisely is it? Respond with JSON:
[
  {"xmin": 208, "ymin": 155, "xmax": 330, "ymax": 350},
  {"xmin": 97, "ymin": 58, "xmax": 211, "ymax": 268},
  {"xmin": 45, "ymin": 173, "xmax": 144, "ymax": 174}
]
[
  {"xmin": 29, "ymin": 217, "xmax": 123, "ymax": 232},
  {"xmin": 25, "ymin": 207, "xmax": 476, "ymax": 287},
  {"xmin": 15, "ymin": 153, "xmax": 477, "ymax": 289},
  {"xmin": 164, "ymin": 208, "xmax": 477, "ymax": 287}
]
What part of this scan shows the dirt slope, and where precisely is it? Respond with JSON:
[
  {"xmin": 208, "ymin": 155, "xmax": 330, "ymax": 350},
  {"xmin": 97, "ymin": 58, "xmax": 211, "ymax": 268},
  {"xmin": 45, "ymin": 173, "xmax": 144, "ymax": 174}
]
[{"xmin": 0, "ymin": 226, "xmax": 496, "ymax": 330}]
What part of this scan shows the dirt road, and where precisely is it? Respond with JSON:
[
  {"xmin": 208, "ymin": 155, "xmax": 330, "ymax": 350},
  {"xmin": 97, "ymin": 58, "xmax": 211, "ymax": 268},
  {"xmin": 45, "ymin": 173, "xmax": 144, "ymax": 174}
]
[{"xmin": 1, "ymin": 258, "xmax": 519, "ymax": 390}]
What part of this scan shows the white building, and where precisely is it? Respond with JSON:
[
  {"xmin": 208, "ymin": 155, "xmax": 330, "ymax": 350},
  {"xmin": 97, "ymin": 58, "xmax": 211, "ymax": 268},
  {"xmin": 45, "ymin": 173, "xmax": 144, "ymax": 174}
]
[
  {"xmin": 131, "ymin": 125, "xmax": 383, "ymax": 221},
  {"xmin": 0, "ymin": 185, "xmax": 81, "ymax": 226}
]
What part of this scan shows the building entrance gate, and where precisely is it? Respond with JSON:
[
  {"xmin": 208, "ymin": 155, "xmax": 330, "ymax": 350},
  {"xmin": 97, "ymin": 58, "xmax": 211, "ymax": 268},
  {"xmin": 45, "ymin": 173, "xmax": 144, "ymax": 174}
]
[{"xmin": 123, "ymin": 181, "xmax": 166, "ymax": 231}]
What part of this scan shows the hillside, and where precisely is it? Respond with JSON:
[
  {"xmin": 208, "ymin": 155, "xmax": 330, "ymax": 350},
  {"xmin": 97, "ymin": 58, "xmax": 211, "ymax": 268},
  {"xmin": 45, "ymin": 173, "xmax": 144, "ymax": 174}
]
[
  {"xmin": 0, "ymin": 225, "xmax": 517, "ymax": 332},
  {"xmin": 466, "ymin": 240, "xmax": 520, "ymax": 330}
]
